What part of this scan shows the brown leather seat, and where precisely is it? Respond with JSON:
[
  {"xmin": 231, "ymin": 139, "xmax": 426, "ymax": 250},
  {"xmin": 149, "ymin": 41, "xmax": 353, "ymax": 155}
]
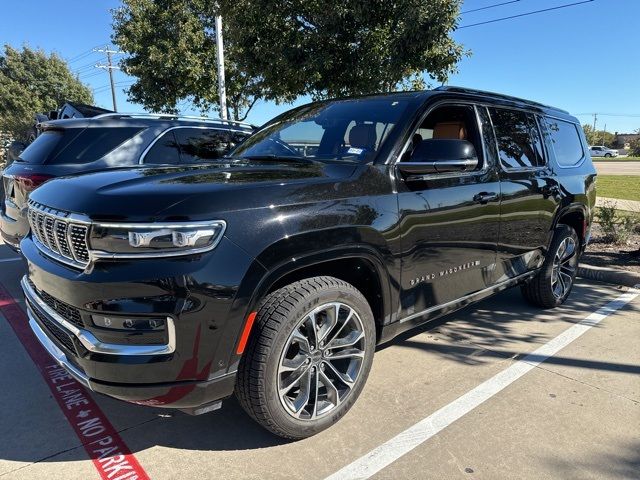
[
  {"xmin": 433, "ymin": 122, "xmax": 467, "ymax": 140},
  {"xmin": 349, "ymin": 124, "xmax": 378, "ymax": 151}
]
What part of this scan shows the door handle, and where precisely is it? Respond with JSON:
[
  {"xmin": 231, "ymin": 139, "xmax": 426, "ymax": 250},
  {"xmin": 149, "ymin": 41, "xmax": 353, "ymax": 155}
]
[{"xmin": 473, "ymin": 192, "xmax": 498, "ymax": 204}]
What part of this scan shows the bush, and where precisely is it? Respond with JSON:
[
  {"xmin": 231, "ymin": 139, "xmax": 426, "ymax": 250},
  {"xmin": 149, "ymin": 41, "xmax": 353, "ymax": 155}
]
[{"xmin": 597, "ymin": 201, "xmax": 637, "ymax": 244}]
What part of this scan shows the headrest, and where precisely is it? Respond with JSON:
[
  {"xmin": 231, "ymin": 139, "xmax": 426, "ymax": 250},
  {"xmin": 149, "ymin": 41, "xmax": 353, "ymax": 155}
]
[
  {"xmin": 433, "ymin": 122, "xmax": 467, "ymax": 140},
  {"xmin": 349, "ymin": 124, "xmax": 377, "ymax": 150}
]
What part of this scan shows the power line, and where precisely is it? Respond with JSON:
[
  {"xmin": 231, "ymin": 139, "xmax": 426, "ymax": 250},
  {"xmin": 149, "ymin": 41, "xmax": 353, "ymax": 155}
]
[
  {"xmin": 461, "ymin": 0, "xmax": 524, "ymax": 15},
  {"xmin": 66, "ymin": 45, "xmax": 101, "ymax": 63},
  {"xmin": 575, "ymin": 113, "xmax": 640, "ymax": 118},
  {"xmin": 459, "ymin": 0, "xmax": 595, "ymax": 29}
]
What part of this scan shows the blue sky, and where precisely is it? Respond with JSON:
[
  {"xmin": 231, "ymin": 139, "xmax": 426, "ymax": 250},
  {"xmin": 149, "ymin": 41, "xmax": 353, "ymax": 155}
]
[{"xmin": 1, "ymin": 0, "xmax": 638, "ymax": 133}]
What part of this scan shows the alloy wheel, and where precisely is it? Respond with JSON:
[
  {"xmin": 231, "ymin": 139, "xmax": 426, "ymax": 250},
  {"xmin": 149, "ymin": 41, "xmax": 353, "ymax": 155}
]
[
  {"xmin": 277, "ymin": 302, "xmax": 366, "ymax": 420},
  {"xmin": 551, "ymin": 236, "xmax": 577, "ymax": 299}
]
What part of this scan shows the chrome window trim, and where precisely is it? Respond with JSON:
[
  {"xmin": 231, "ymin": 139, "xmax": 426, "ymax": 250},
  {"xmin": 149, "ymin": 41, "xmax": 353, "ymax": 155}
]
[
  {"xmin": 22, "ymin": 276, "xmax": 176, "ymax": 356},
  {"xmin": 138, "ymin": 126, "xmax": 248, "ymax": 165}
]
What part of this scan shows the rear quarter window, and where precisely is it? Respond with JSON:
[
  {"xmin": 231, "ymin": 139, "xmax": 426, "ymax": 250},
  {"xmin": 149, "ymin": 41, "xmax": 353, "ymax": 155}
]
[{"xmin": 543, "ymin": 118, "xmax": 585, "ymax": 167}]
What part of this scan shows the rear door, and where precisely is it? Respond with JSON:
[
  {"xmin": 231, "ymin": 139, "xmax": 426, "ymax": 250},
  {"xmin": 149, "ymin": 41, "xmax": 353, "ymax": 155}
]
[{"xmin": 488, "ymin": 106, "xmax": 561, "ymax": 281}]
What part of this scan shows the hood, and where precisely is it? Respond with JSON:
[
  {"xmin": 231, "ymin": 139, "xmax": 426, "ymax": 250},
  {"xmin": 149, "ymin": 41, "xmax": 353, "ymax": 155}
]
[{"xmin": 29, "ymin": 159, "xmax": 358, "ymax": 222}]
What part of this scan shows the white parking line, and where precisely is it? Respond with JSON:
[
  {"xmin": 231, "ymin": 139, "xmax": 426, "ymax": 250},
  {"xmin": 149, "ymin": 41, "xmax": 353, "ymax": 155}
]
[
  {"xmin": 0, "ymin": 258, "xmax": 21, "ymax": 263},
  {"xmin": 325, "ymin": 287, "xmax": 639, "ymax": 480}
]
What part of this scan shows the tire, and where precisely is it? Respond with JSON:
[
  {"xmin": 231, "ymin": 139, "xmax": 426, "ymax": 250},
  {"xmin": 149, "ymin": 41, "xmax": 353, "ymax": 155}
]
[
  {"xmin": 521, "ymin": 225, "xmax": 580, "ymax": 309},
  {"xmin": 604, "ymin": 153, "xmax": 612, "ymax": 158},
  {"xmin": 236, "ymin": 276, "xmax": 376, "ymax": 439}
]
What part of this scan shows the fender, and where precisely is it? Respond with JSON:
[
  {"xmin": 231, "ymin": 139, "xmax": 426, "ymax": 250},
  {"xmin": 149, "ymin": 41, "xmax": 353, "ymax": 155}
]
[
  {"xmin": 549, "ymin": 201, "xmax": 590, "ymax": 251},
  {"xmin": 221, "ymin": 233, "xmax": 398, "ymax": 373}
]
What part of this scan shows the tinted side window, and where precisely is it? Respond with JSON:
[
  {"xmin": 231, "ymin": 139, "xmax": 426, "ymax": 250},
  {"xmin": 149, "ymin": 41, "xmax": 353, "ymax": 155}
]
[
  {"xmin": 175, "ymin": 129, "xmax": 230, "ymax": 163},
  {"xmin": 543, "ymin": 118, "xmax": 584, "ymax": 167},
  {"xmin": 144, "ymin": 131, "xmax": 181, "ymax": 164},
  {"xmin": 46, "ymin": 127, "xmax": 143, "ymax": 164},
  {"xmin": 489, "ymin": 108, "xmax": 545, "ymax": 169}
]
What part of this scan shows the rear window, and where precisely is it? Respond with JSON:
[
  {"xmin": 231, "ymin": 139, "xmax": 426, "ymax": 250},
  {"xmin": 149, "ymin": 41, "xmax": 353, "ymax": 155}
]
[
  {"xmin": 18, "ymin": 127, "xmax": 143, "ymax": 165},
  {"xmin": 544, "ymin": 118, "xmax": 584, "ymax": 166},
  {"xmin": 489, "ymin": 107, "xmax": 545, "ymax": 169}
]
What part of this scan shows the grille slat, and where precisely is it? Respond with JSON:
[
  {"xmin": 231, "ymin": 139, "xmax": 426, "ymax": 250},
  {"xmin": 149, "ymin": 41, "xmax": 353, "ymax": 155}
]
[
  {"xmin": 28, "ymin": 201, "xmax": 90, "ymax": 269},
  {"xmin": 69, "ymin": 225, "xmax": 89, "ymax": 262},
  {"xmin": 44, "ymin": 216, "xmax": 58, "ymax": 253},
  {"xmin": 55, "ymin": 220, "xmax": 72, "ymax": 257}
]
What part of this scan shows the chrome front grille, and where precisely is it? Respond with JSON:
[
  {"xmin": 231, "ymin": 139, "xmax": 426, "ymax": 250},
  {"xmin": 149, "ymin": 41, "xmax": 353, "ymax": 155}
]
[{"xmin": 28, "ymin": 200, "xmax": 90, "ymax": 268}]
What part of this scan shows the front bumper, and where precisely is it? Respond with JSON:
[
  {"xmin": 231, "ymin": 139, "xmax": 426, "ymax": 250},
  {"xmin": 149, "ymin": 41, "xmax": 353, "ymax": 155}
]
[{"xmin": 20, "ymin": 233, "xmax": 257, "ymax": 409}]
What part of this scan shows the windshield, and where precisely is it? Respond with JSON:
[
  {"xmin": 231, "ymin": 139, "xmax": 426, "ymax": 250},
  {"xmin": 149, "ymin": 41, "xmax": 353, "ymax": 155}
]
[{"xmin": 230, "ymin": 98, "xmax": 410, "ymax": 163}]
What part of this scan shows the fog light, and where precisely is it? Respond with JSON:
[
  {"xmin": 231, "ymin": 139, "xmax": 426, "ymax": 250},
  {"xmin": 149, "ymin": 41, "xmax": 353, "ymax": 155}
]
[{"xmin": 92, "ymin": 315, "xmax": 166, "ymax": 331}]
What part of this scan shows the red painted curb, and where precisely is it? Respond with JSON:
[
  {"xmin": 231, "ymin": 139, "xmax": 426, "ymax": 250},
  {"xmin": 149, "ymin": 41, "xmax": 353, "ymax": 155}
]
[{"xmin": 0, "ymin": 282, "xmax": 150, "ymax": 480}]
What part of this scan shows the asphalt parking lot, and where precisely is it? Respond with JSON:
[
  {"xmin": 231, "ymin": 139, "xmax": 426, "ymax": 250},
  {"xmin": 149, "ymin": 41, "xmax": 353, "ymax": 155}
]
[{"xmin": 0, "ymin": 238, "xmax": 638, "ymax": 480}]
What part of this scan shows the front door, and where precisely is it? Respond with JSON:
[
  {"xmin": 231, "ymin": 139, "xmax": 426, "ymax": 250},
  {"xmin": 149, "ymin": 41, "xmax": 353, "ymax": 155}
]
[{"xmin": 395, "ymin": 103, "xmax": 501, "ymax": 322}]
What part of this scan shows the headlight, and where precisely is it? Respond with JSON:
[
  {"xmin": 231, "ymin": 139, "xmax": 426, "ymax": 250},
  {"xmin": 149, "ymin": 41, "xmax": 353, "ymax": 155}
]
[{"xmin": 89, "ymin": 220, "xmax": 226, "ymax": 259}]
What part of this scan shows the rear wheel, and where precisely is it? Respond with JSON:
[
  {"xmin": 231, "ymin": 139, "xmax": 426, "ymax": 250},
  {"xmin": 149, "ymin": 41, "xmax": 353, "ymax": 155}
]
[
  {"xmin": 236, "ymin": 276, "xmax": 375, "ymax": 439},
  {"xmin": 521, "ymin": 225, "xmax": 580, "ymax": 308}
]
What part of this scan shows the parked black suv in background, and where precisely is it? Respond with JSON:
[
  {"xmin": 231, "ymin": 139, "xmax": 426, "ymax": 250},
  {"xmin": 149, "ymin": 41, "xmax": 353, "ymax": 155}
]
[
  {"xmin": 1, "ymin": 114, "xmax": 254, "ymax": 249},
  {"xmin": 20, "ymin": 87, "xmax": 596, "ymax": 439}
]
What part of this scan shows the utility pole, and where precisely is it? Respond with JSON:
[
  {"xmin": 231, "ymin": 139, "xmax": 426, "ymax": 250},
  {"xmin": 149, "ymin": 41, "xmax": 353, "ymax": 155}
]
[
  {"xmin": 94, "ymin": 46, "xmax": 123, "ymax": 112},
  {"xmin": 215, "ymin": 16, "xmax": 228, "ymax": 120},
  {"xmin": 592, "ymin": 113, "xmax": 597, "ymax": 132},
  {"xmin": 602, "ymin": 123, "xmax": 607, "ymax": 146}
]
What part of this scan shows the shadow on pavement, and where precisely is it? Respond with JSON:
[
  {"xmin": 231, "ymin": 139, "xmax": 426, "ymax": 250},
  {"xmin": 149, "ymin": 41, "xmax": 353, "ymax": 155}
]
[{"xmin": 0, "ymin": 278, "xmax": 635, "ymax": 464}]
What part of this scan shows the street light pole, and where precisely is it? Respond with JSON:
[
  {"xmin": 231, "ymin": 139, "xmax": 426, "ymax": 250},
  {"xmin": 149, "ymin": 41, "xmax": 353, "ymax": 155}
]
[{"xmin": 215, "ymin": 16, "xmax": 228, "ymax": 120}]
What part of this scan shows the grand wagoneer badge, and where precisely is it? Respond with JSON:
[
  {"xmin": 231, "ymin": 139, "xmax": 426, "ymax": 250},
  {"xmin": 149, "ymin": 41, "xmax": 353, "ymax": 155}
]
[{"xmin": 410, "ymin": 260, "xmax": 481, "ymax": 286}]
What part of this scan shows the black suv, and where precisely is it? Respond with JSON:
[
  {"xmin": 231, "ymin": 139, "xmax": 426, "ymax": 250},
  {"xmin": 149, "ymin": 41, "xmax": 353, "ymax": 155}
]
[
  {"xmin": 1, "ymin": 114, "xmax": 254, "ymax": 249},
  {"xmin": 19, "ymin": 87, "xmax": 596, "ymax": 439}
]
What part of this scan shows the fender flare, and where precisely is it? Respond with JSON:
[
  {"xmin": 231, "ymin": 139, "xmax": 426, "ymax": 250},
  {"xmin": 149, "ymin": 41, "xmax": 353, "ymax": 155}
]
[{"xmin": 223, "ymin": 243, "xmax": 395, "ymax": 372}]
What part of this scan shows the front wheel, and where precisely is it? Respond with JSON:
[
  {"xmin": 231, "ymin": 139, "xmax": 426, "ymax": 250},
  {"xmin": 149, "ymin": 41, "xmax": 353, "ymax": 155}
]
[
  {"xmin": 236, "ymin": 276, "xmax": 376, "ymax": 439},
  {"xmin": 521, "ymin": 225, "xmax": 580, "ymax": 308},
  {"xmin": 604, "ymin": 153, "xmax": 612, "ymax": 158}
]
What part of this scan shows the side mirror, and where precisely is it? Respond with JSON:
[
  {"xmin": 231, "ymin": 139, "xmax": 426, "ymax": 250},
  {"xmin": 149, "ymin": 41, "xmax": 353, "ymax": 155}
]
[{"xmin": 397, "ymin": 139, "xmax": 479, "ymax": 179}]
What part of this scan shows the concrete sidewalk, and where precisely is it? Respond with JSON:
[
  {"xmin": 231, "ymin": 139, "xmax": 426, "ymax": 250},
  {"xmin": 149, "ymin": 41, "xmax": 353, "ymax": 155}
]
[{"xmin": 596, "ymin": 196, "xmax": 640, "ymax": 212}]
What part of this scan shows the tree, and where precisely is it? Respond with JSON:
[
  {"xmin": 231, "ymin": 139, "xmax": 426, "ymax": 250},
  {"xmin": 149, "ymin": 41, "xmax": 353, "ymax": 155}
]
[
  {"xmin": 582, "ymin": 124, "xmax": 615, "ymax": 147},
  {"xmin": 112, "ymin": 0, "xmax": 465, "ymax": 120},
  {"xmin": 630, "ymin": 137, "xmax": 640, "ymax": 157},
  {"xmin": 220, "ymin": 0, "xmax": 465, "ymax": 100},
  {"xmin": 112, "ymin": 0, "xmax": 264, "ymax": 121},
  {"xmin": 0, "ymin": 45, "xmax": 93, "ymax": 141}
]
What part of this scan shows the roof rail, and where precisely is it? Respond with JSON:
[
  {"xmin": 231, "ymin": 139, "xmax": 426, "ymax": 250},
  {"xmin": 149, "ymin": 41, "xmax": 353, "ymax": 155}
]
[
  {"xmin": 92, "ymin": 112, "xmax": 256, "ymax": 128},
  {"xmin": 433, "ymin": 86, "xmax": 569, "ymax": 114}
]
